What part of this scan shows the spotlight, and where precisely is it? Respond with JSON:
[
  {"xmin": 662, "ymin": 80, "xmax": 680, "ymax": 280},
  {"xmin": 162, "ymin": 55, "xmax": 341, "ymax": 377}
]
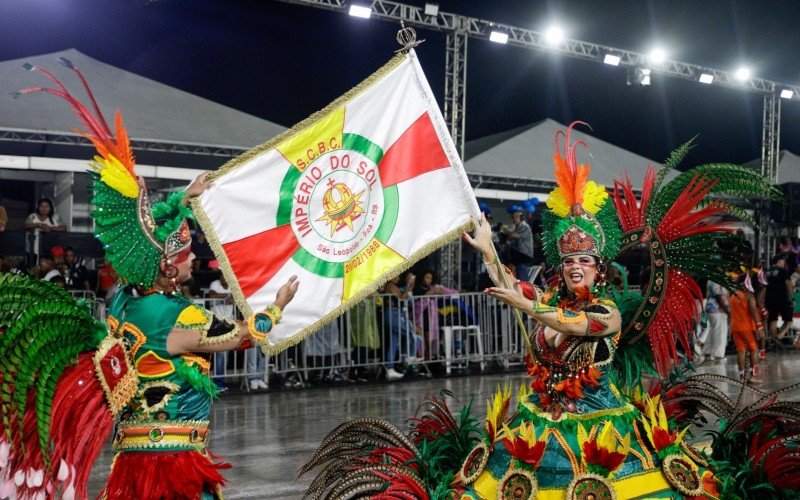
[
  {"xmin": 603, "ymin": 54, "xmax": 621, "ymax": 66},
  {"xmin": 648, "ymin": 48, "xmax": 666, "ymax": 64},
  {"xmin": 545, "ymin": 26, "xmax": 564, "ymax": 45},
  {"xmin": 349, "ymin": 4, "xmax": 371, "ymax": 18},
  {"xmin": 781, "ymin": 89, "xmax": 794, "ymax": 99},
  {"xmin": 424, "ymin": 3, "xmax": 439, "ymax": 16},
  {"xmin": 490, "ymin": 31, "xmax": 509, "ymax": 44},
  {"xmin": 627, "ymin": 68, "xmax": 651, "ymax": 86},
  {"xmin": 699, "ymin": 73, "xmax": 714, "ymax": 84},
  {"xmin": 735, "ymin": 67, "xmax": 750, "ymax": 80}
]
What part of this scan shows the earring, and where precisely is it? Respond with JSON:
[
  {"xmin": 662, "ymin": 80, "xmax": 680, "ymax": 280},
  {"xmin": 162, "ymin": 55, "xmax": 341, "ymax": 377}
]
[
  {"xmin": 596, "ymin": 262, "xmax": 607, "ymax": 287},
  {"xmin": 161, "ymin": 258, "xmax": 180, "ymax": 294}
]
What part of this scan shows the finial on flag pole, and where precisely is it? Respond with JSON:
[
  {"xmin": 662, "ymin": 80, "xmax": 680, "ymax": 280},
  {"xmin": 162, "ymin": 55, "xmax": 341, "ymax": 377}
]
[{"xmin": 395, "ymin": 21, "xmax": 424, "ymax": 53}]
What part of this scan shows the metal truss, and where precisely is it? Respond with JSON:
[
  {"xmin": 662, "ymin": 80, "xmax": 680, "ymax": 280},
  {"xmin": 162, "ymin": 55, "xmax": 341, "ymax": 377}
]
[
  {"xmin": 0, "ymin": 128, "xmax": 247, "ymax": 158},
  {"xmin": 276, "ymin": 0, "xmax": 799, "ymax": 97},
  {"xmin": 439, "ymin": 239, "xmax": 461, "ymax": 290},
  {"xmin": 758, "ymin": 93, "xmax": 782, "ymax": 263},
  {"xmin": 468, "ymin": 172, "xmax": 554, "ymax": 191},
  {"xmin": 444, "ymin": 30, "xmax": 467, "ymax": 159}
]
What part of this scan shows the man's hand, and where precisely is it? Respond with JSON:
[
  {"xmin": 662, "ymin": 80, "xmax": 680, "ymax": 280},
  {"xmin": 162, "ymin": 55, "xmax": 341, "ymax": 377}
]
[{"xmin": 273, "ymin": 275, "xmax": 299, "ymax": 310}]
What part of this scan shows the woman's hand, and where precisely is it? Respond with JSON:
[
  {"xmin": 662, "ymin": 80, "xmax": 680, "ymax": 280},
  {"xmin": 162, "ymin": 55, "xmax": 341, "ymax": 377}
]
[
  {"xmin": 273, "ymin": 275, "xmax": 300, "ymax": 310},
  {"xmin": 187, "ymin": 172, "xmax": 213, "ymax": 198},
  {"xmin": 485, "ymin": 286, "xmax": 530, "ymax": 312},
  {"xmin": 462, "ymin": 213, "xmax": 493, "ymax": 257}
]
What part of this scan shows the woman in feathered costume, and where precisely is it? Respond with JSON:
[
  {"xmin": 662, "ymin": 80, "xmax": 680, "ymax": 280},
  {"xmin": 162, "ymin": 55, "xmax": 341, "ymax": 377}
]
[
  {"xmin": 0, "ymin": 59, "xmax": 299, "ymax": 499},
  {"xmin": 302, "ymin": 122, "xmax": 800, "ymax": 499}
]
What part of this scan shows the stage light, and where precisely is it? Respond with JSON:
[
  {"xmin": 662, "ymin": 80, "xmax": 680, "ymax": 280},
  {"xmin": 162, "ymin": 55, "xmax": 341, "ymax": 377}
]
[
  {"xmin": 781, "ymin": 89, "xmax": 794, "ymax": 99},
  {"xmin": 424, "ymin": 3, "xmax": 439, "ymax": 16},
  {"xmin": 735, "ymin": 67, "xmax": 750, "ymax": 80},
  {"xmin": 603, "ymin": 54, "xmax": 621, "ymax": 66},
  {"xmin": 648, "ymin": 48, "xmax": 666, "ymax": 64},
  {"xmin": 627, "ymin": 67, "xmax": 651, "ymax": 86},
  {"xmin": 490, "ymin": 31, "xmax": 509, "ymax": 44},
  {"xmin": 699, "ymin": 73, "xmax": 714, "ymax": 84},
  {"xmin": 641, "ymin": 68, "xmax": 651, "ymax": 85},
  {"xmin": 349, "ymin": 4, "xmax": 371, "ymax": 18},
  {"xmin": 545, "ymin": 26, "xmax": 564, "ymax": 45}
]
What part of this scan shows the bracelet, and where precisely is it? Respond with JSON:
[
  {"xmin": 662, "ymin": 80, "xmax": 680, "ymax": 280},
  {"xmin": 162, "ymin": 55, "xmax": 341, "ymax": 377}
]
[
  {"xmin": 246, "ymin": 314, "xmax": 267, "ymax": 343},
  {"xmin": 265, "ymin": 304, "xmax": 282, "ymax": 325}
]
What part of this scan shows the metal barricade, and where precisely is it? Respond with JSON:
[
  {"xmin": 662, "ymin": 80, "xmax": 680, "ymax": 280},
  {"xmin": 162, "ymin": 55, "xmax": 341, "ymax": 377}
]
[
  {"xmin": 88, "ymin": 291, "xmax": 532, "ymax": 392},
  {"xmin": 267, "ymin": 292, "xmax": 530, "ymax": 385}
]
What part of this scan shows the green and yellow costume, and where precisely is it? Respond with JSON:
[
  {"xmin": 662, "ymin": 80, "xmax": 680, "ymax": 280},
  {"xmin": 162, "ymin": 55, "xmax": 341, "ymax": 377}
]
[{"xmin": 303, "ymin": 122, "xmax": 799, "ymax": 500}]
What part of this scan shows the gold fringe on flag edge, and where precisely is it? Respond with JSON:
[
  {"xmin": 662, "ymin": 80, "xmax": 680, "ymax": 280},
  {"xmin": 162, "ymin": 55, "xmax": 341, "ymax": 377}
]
[
  {"xmin": 191, "ymin": 49, "xmax": 475, "ymax": 354},
  {"xmin": 204, "ymin": 51, "xmax": 407, "ymax": 182}
]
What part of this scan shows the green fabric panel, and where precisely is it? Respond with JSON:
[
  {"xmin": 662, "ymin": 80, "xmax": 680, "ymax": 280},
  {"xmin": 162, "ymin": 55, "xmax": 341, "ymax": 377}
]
[
  {"xmin": 375, "ymin": 185, "xmax": 399, "ymax": 243},
  {"xmin": 342, "ymin": 133, "xmax": 384, "ymax": 164},
  {"xmin": 276, "ymin": 166, "xmax": 303, "ymax": 226}
]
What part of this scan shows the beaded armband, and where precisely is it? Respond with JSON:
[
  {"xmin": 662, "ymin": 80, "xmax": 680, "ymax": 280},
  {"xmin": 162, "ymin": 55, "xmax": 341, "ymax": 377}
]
[
  {"xmin": 557, "ymin": 308, "xmax": 586, "ymax": 324},
  {"xmin": 584, "ymin": 304, "xmax": 613, "ymax": 336},
  {"xmin": 532, "ymin": 302, "xmax": 557, "ymax": 315}
]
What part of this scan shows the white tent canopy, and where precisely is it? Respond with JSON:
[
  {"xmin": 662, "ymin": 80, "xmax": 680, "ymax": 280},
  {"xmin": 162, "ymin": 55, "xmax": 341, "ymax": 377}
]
[
  {"xmin": 745, "ymin": 150, "xmax": 800, "ymax": 184},
  {"xmin": 465, "ymin": 118, "xmax": 670, "ymax": 189},
  {"xmin": 0, "ymin": 49, "xmax": 286, "ymax": 153}
]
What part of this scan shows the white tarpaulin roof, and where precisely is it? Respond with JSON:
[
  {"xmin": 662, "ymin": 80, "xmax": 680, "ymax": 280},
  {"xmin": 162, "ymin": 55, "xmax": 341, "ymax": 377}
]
[
  {"xmin": 745, "ymin": 150, "xmax": 800, "ymax": 184},
  {"xmin": 465, "ymin": 118, "xmax": 673, "ymax": 188},
  {"xmin": 0, "ymin": 49, "xmax": 285, "ymax": 150}
]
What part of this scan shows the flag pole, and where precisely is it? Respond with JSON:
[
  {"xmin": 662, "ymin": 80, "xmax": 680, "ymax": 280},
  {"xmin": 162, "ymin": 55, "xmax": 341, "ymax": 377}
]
[{"xmin": 487, "ymin": 240, "xmax": 536, "ymax": 360}]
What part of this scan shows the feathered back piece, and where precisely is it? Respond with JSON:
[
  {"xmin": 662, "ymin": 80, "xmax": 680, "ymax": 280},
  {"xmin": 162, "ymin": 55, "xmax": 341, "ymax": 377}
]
[
  {"xmin": 610, "ymin": 138, "xmax": 782, "ymax": 379},
  {"xmin": 541, "ymin": 122, "xmax": 622, "ymax": 267},
  {"xmin": 0, "ymin": 274, "xmax": 110, "ymax": 499},
  {"xmin": 15, "ymin": 58, "xmax": 192, "ymax": 288}
]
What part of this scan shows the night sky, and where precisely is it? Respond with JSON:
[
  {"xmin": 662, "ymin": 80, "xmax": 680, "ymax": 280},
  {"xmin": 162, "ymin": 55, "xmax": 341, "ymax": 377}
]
[{"xmin": 2, "ymin": 0, "xmax": 800, "ymax": 167}]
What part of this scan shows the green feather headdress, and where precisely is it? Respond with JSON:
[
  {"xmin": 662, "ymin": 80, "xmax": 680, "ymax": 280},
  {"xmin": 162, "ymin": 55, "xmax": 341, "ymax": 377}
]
[
  {"xmin": 18, "ymin": 58, "xmax": 193, "ymax": 287},
  {"xmin": 541, "ymin": 122, "xmax": 622, "ymax": 267}
]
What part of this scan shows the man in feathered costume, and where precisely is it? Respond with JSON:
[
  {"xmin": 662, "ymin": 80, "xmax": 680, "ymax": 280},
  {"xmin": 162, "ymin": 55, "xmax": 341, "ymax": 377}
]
[
  {"xmin": 302, "ymin": 122, "xmax": 800, "ymax": 499},
  {"xmin": 0, "ymin": 58, "xmax": 299, "ymax": 499}
]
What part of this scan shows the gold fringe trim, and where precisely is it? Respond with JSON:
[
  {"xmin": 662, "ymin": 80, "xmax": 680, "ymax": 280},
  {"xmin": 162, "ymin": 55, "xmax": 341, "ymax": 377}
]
[
  {"xmin": 262, "ymin": 220, "xmax": 475, "ymax": 355},
  {"xmin": 191, "ymin": 49, "xmax": 476, "ymax": 354},
  {"xmin": 93, "ymin": 335, "xmax": 139, "ymax": 415},
  {"xmin": 192, "ymin": 51, "xmax": 410, "ymax": 319},
  {"xmin": 205, "ymin": 52, "xmax": 407, "ymax": 182}
]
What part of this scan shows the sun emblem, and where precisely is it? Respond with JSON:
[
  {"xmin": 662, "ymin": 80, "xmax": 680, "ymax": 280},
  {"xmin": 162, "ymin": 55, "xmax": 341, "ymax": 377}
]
[{"xmin": 316, "ymin": 179, "xmax": 366, "ymax": 236}]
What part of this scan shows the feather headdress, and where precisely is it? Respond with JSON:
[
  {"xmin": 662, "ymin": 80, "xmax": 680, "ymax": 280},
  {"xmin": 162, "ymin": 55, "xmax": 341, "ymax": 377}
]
[
  {"xmin": 16, "ymin": 58, "xmax": 193, "ymax": 287},
  {"xmin": 541, "ymin": 122, "xmax": 622, "ymax": 266}
]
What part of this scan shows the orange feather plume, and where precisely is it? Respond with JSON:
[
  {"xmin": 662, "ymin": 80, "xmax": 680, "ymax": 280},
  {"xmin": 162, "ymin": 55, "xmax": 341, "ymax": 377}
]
[{"xmin": 553, "ymin": 121, "xmax": 591, "ymax": 211}]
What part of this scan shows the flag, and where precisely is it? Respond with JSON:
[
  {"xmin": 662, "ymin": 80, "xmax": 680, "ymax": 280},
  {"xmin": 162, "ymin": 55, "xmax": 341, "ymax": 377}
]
[{"xmin": 193, "ymin": 50, "xmax": 479, "ymax": 354}]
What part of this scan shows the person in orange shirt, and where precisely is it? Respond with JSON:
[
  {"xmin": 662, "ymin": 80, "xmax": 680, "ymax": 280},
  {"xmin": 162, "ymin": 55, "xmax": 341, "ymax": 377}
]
[{"xmin": 730, "ymin": 271, "xmax": 764, "ymax": 384}]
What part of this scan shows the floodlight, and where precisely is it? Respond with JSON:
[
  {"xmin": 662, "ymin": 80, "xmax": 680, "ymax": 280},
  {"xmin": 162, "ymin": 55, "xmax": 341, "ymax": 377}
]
[
  {"xmin": 649, "ymin": 48, "xmax": 666, "ymax": 64},
  {"xmin": 603, "ymin": 54, "xmax": 621, "ymax": 66},
  {"xmin": 424, "ymin": 3, "xmax": 439, "ymax": 16},
  {"xmin": 545, "ymin": 26, "xmax": 564, "ymax": 45},
  {"xmin": 349, "ymin": 4, "xmax": 371, "ymax": 18},
  {"xmin": 781, "ymin": 89, "xmax": 794, "ymax": 99},
  {"xmin": 699, "ymin": 73, "xmax": 714, "ymax": 84},
  {"xmin": 627, "ymin": 67, "xmax": 651, "ymax": 86},
  {"xmin": 735, "ymin": 67, "xmax": 750, "ymax": 80},
  {"xmin": 490, "ymin": 31, "xmax": 509, "ymax": 44}
]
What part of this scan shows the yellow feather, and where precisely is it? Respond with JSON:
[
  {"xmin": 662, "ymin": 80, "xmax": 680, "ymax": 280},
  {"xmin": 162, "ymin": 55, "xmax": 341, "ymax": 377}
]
[
  {"xmin": 546, "ymin": 187, "xmax": 570, "ymax": 217},
  {"xmin": 92, "ymin": 154, "xmax": 138, "ymax": 198},
  {"xmin": 581, "ymin": 181, "xmax": 609, "ymax": 215},
  {"xmin": 516, "ymin": 382, "xmax": 532, "ymax": 403},
  {"xmin": 658, "ymin": 401, "xmax": 669, "ymax": 430}
]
